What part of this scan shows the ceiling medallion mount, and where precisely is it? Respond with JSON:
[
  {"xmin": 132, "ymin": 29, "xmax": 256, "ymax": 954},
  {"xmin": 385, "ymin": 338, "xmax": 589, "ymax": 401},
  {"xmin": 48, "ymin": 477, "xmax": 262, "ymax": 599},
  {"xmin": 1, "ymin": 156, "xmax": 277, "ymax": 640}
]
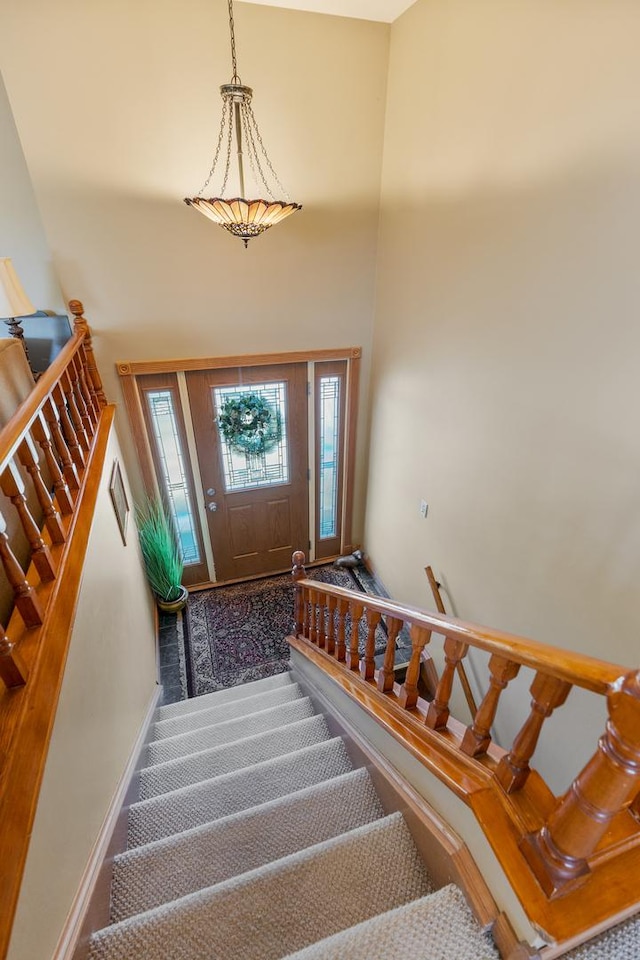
[{"xmin": 184, "ymin": 0, "xmax": 302, "ymax": 247}]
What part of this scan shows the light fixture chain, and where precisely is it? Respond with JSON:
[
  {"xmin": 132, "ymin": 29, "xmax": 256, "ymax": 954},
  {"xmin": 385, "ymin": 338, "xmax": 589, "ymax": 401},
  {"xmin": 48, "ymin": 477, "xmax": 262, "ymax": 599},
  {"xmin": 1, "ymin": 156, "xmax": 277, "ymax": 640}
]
[
  {"xmin": 246, "ymin": 104, "xmax": 290, "ymax": 200},
  {"xmin": 227, "ymin": 0, "xmax": 240, "ymax": 83},
  {"xmin": 241, "ymin": 107, "xmax": 276, "ymax": 200},
  {"xmin": 220, "ymin": 102, "xmax": 234, "ymax": 195},
  {"xmin": 197, "ymin": 97, "xmax": 229, "ymax": 196}
]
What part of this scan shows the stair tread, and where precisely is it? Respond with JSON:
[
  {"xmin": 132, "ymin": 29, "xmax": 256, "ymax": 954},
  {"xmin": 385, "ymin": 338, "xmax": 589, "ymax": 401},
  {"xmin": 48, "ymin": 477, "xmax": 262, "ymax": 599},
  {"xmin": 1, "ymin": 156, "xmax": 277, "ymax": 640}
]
[
  {"xmin": 279, "ymin": 885, "xmax": 499, "ymax": 960},
  {"xmin": 155, "ymin": 671, "xmax": 293, "ymax": 721},
  {"xmin": 139, "ymin": 714, "xmax": 332, "ymax": 800},
  {"xmin": 90, "ymin": 814, "xmax": 433, "ymax": 960},
  {"xmin": 127, "ymin": 737, "xmax": 353, "ymax": 847},
  {"xmin": 112, "ymin": 767, "xmax": 384, "ymax": 922},
  {"xmin": 151, "ymin": 683, "xmax": 303, "ymax": 741},
  {"xmin": 145, "ymin": 697, "xmax": 315, "ymax": 766}
]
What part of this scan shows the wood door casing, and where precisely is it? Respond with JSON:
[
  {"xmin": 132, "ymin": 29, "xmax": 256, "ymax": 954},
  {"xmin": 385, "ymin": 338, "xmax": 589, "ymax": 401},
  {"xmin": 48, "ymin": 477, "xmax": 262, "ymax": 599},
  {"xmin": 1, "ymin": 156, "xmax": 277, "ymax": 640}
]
[
  {"xmin": 186, "ymin": 363, "xmax": 309, "ymax": 581},
  {"xmin": 314, "ymin": 360, "xmax": 347, "ymax": 560},
  {"xmin": 137, "ymin": 372, "xmax": 209, "ymax": 586}
]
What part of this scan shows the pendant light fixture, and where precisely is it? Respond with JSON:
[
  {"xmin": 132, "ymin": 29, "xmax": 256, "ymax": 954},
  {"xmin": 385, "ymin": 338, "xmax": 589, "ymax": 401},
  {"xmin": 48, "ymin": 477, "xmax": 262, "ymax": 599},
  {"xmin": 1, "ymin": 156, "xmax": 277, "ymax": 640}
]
[{"xmin": 184, "ymin": 0, "xmax": 302, "ymax": 247}]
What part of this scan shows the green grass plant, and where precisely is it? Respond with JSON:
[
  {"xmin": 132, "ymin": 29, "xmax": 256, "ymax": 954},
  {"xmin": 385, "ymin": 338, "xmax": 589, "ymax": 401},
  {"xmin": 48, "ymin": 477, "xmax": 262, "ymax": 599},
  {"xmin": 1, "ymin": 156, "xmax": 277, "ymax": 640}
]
[{"xmin": 135, "ymin": 497, "xmax": 184, "ymax": 602}]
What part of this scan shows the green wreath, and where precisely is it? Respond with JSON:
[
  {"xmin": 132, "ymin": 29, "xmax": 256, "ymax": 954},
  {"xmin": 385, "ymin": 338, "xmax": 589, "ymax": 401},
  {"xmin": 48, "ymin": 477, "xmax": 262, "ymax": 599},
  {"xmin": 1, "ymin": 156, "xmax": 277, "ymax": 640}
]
[{"xmin": 218, "ymin": 392, "xmax": 282, "ymax": 456}]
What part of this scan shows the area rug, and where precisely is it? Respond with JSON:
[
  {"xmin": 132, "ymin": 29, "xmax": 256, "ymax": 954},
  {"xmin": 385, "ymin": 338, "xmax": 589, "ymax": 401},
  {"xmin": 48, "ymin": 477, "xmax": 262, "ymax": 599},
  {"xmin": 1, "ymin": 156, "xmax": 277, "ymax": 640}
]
[{"xmin": 184, "ymin": 566, "xmax": 386, "ymax": 697}]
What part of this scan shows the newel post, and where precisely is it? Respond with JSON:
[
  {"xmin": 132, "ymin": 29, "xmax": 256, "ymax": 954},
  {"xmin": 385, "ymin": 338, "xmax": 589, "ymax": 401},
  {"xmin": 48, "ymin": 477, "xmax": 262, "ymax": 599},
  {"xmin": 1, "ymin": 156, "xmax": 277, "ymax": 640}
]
[
  {"xmin": 292, "ymin": 551, "xmax": 306, "ymax": 637},
  {"xmin": 69, "ymin": 300, "xmax": 107, "ymax": 406},
  {"xmin": 522, "ymin": 669, "xmax": 640, "ymax": 896}
]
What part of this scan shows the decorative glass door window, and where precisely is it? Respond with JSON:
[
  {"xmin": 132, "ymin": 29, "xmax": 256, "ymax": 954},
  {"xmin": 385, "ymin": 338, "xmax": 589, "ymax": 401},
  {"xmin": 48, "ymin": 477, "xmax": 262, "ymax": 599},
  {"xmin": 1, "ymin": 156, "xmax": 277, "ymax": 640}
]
[
  {"xmin": 145, "ymin": 390, "xmax": 201, "ymax": 564},
  {"xmin": 318, "ymin": 376, "xmax": 341, "ymax": 539},
  {"xmin": 213, "ymin": 381, "xmax": 289, "ymax": 491}
]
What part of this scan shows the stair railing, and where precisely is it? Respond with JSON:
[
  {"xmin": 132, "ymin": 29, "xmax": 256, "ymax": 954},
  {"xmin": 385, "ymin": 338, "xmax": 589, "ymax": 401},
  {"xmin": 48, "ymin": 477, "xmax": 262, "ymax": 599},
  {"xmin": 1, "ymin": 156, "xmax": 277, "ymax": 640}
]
[
  {"xmin": 290, "ymin": 551, "xmax": 640, "ymax": 945},
  {"xmin": 0, "ymin": 301, "xmax": 110, "ymax": 960}
]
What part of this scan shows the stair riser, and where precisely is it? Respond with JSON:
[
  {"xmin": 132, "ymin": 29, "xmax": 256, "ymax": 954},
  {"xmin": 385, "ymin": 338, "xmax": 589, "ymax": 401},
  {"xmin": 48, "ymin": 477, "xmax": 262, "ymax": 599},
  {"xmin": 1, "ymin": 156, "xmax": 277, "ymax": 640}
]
[
  {"xmin": 112, "ymin": 769, "xmax": 384, "ymax": 922},
  {"xmin": 139, "ymin": 715, "xmax": 331, "ymax": 800},
  {"xmin": 151, "ymin": 683, "xmax": 303, "ymax": 741},
  {"xmin": 128, "ymin": 738, "xmax": 353, "ymax": 848},
  {"xmin": 145, "ymin": 698, "xmax": 315, "ymax": 766}
]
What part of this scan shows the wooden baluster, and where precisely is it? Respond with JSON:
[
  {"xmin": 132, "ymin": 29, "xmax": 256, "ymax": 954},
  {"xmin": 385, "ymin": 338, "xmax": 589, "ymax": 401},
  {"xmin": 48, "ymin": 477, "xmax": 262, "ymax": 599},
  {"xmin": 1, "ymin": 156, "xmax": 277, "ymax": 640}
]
[
  {"xmin": 31, "ymin": 413, "xmax": 74, "ymax": 514},
  {"xmin": 70, "ymin": 356, "xmax": 94, "ymax": 438},
  {"xmin": 317, "ymin": 594, "xmax": 326, "ymax": 649},
  {"xmin": 308, "ymin": 589, "xmax": 318, "ymax": 644},
  {"xmin": 523, "ymin": 669, "xmax": 640, "ymax": 896},
  {"xmin": 0, "ymin": 511, "xmax": 43, "ymax": 626},
  {"xmin": 425, "ymin": 636, "xmax": 469, "ymax": 729},
  {"xmin": 69, "ymin": 299, "xmax": 107, "ymax": 406},
  {"xmin": 52, "ymin": 383, "xmax": 85, "ymax": 470},
  {"xmin": 497, "ymin": 674, "xmax": 571, "ymax": 792},
  {"xmin": 302, "ymin": 586, "xmax": 310, "ymax": 638},
  {"xmin": 75, "ymin": 350, "xmax": 99, "ymax": 424},
  {"xmin": 426, "ymin": 565, "xmax": 477, "ymax": 718},
  {"xmin": 398, "ymin": 625, "xmax": 432, "ymax": 709},
  {"xmin": 335, "ymin": 598, "xmax": 348, "ymax": 662},
  {"xmin": 348, "ymin": 601, "xmax": 364, "ymax": 671},
  {"xmin": 377, "ymin": 616, "xmax": 403, "ymax": 693},
  {"xmin": 18, "ymin": 436, "xmax": 66, "ymax": 544},
  {"xmin": 326, "ymin": 594, "xmax": 337, "ymax": 655},
  {"xmin": 42, "ymin": 397, "xmax": 80, "ymax": 490},
  {"xmin": 0, "ymin": 630, "xmax": 28, "ymax": 688},
  {"xmin": 292, "ymin": 550, "xmax": 306, "ymax": 637},
  {"xmin": 61, "ymin": 369, "xmax": 90, "ymax": 453},
  {"xmin": 0, "ymin": 462, "xmax": 56, "ymax": 582},
  {"xmin": 460, "ymin": 655, "xmax": 520, "ymax": 757},
  {"xmin": 361, "ymin": 608, "xmax": 381, "ymax": 681}
]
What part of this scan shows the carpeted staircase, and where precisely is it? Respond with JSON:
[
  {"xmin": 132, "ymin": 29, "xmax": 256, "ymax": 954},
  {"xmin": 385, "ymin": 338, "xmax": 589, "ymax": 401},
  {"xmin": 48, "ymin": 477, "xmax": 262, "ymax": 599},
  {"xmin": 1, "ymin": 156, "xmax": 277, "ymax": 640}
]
[{"xmin": 87, "ymin": 671, "xmax": 499, "ymax": 960}]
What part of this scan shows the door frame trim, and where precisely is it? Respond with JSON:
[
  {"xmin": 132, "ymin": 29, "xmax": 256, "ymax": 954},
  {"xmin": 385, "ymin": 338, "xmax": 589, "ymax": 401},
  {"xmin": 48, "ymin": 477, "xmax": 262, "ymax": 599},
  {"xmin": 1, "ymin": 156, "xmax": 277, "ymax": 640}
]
[{"xmin": 117, "ymin": 347, "xmax": 361, "ymax": 579}]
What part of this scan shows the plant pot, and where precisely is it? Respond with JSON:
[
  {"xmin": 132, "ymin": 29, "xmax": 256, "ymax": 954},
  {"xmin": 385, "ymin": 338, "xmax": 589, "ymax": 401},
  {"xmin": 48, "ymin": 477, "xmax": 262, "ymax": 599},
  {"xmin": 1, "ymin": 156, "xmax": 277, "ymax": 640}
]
[{"xmin": 156, "ymin": 584, "xmax": 188, "ymax": 614}]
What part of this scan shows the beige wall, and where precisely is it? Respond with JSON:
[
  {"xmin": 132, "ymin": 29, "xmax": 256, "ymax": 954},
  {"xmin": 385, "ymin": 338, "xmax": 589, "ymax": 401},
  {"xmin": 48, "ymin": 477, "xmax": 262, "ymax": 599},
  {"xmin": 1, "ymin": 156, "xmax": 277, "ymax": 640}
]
[
  {"xmin": 0, "ymin": 70, "xmax": 64, "ymax": 314},
  {"xmin": 0, "ymin": 1, "xmax": 389, "ymax": 527},
  {"xmin": 367, "ymin": 0, "xmax": 640, "ymax": 791},
  {"xmin": 7, "ymin": 425, "xmax": 158, "ymax": 960}
]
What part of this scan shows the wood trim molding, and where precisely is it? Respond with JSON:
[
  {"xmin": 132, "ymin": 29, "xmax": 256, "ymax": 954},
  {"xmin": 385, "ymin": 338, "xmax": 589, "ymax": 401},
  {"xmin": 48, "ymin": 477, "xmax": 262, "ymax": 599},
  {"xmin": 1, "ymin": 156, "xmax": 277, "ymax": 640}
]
[
  {"xmin": 53, "ymin": 686, "xmax": 161, "ymax": 960},
  {"xmin": 116, "ymin": 347, "xmax": 362, "ymax": 377},
  {"xmin": 117, "ymin": 369, "xmax": 157, "ymax": 495},
  {"xmin": 0, "ymin": 407, "xmax": 115, "ymax": 960},
  {"xmin": 341, "ymin": 351, "xmax": 360, "ymax": 554}
]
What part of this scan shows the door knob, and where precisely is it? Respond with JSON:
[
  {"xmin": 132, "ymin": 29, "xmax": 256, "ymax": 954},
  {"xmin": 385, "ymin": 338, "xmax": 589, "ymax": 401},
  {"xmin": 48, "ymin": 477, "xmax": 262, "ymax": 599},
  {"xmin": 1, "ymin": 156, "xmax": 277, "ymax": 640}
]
[
  {"xmin": 206, "ymin": 487, "xmax": 216, "ymax": 496},
  {"xmin": 208, "ymin": 501, "xmax": 218, "ymax": 512}
]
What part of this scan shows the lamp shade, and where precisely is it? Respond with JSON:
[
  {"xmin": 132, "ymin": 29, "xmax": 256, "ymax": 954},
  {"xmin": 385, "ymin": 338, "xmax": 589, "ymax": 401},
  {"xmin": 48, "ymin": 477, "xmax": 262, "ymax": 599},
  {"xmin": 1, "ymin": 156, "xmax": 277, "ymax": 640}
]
[
  {"xmin": 0, "ymin": 259, "xmax": 35, "ymax": 319},
  {"xmin": 184, "ymin": 197, "xmax": 302, "ymax": 246}
]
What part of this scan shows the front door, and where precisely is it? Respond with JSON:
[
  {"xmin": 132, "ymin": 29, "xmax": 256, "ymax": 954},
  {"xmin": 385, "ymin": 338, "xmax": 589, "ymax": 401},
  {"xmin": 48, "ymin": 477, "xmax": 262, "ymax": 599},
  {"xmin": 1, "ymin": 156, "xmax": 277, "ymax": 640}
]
[{"xmin": 186, "ymin": 363, "xmax": 309, "ymax": 582}]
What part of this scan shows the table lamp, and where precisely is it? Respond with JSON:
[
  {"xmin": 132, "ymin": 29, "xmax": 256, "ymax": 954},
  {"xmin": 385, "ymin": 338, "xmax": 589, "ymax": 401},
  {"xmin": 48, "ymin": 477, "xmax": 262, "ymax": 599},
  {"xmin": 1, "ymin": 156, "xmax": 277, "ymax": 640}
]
[{"xmin": 0, "ymin": 258, "xmax": 36, "ymax": 368}]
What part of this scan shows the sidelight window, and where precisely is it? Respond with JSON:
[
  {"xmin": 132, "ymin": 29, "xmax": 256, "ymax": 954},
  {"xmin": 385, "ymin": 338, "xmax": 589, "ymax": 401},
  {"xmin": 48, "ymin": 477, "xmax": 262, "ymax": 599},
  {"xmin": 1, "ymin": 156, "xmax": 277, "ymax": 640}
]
[{"xmin": 145, "ymin": 390, "xmax": 201, "ymax": 564}]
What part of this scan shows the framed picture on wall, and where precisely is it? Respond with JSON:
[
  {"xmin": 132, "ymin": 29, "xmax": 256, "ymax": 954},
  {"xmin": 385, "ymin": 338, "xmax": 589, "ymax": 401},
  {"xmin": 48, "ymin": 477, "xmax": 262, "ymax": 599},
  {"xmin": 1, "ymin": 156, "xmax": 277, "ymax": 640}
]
[{"xmin": 109, "ymin": 459, "xmax": 129, "ymax": 545}]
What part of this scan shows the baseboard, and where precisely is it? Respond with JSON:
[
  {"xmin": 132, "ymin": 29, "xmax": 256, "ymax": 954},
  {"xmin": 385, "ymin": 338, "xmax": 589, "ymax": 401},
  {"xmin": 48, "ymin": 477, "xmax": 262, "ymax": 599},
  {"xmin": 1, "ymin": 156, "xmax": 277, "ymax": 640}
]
[
  {"xmin": 53, "ymin": 684, "xmax": 162, "ymax": 960},
  {"xmin": 291, "ymin": 658, "xmax": 530, "ymax": 960}
]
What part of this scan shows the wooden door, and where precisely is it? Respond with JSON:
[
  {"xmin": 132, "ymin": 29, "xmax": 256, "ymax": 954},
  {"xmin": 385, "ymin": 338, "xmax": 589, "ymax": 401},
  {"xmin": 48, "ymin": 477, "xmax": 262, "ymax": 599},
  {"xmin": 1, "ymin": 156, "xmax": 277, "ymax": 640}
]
[{"xmin": 186, "ymin": 364, "xmax": 309, "ymax": 581}]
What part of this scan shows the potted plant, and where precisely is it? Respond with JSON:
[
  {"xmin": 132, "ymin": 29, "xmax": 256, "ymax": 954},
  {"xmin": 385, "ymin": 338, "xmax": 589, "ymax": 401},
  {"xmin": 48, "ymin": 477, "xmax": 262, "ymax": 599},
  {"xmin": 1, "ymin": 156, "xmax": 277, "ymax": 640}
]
[{"xmin": 135, "ymin": 497, "xmax": 188, "ymax": 612}]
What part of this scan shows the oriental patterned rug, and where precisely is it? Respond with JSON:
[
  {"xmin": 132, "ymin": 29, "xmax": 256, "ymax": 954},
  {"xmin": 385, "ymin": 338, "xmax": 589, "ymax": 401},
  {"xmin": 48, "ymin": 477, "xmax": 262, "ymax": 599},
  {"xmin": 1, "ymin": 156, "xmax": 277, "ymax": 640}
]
[{"xmin": 184, "ymin": 565, "xmax": 386, "ymax": 698}]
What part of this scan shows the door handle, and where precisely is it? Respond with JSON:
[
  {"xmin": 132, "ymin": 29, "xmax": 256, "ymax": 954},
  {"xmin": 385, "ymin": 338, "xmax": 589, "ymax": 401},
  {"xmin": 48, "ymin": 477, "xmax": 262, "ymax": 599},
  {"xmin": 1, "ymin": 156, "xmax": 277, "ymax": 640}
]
[{"xmin": 208, "ymin": 501, "xmax": 218, "ymax": 512}]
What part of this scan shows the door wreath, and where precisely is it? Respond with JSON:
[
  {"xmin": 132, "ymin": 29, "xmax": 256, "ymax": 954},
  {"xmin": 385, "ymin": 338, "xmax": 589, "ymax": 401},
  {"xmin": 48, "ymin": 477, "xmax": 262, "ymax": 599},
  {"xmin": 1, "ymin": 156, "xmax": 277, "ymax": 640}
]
[{"xmin": 217, "ymin": 392, "xmax": 282, "ymax": 456}]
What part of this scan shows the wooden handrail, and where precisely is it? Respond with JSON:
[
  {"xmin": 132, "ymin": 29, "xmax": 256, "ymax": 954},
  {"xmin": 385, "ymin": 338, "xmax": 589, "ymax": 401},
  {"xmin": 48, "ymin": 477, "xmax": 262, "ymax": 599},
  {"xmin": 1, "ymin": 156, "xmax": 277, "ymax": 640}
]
[
  {"xmin": 293, "ymin": 577, "xmax": 624, "ymax": 694},
  {"xmin": 0, "ymin": 303, "xmax": 109, "ymax": 960},
  {"xmin": 290, "ymin": 552, "xmax": 640, "ymax": 945}
]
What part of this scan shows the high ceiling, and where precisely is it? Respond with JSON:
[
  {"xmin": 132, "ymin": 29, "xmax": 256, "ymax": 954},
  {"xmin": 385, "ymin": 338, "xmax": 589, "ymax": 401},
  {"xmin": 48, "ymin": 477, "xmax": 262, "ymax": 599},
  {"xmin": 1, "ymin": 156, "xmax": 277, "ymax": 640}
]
[{"xmin": 238, "ymin": 0, "xmax": 415, "ymax": 24}]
